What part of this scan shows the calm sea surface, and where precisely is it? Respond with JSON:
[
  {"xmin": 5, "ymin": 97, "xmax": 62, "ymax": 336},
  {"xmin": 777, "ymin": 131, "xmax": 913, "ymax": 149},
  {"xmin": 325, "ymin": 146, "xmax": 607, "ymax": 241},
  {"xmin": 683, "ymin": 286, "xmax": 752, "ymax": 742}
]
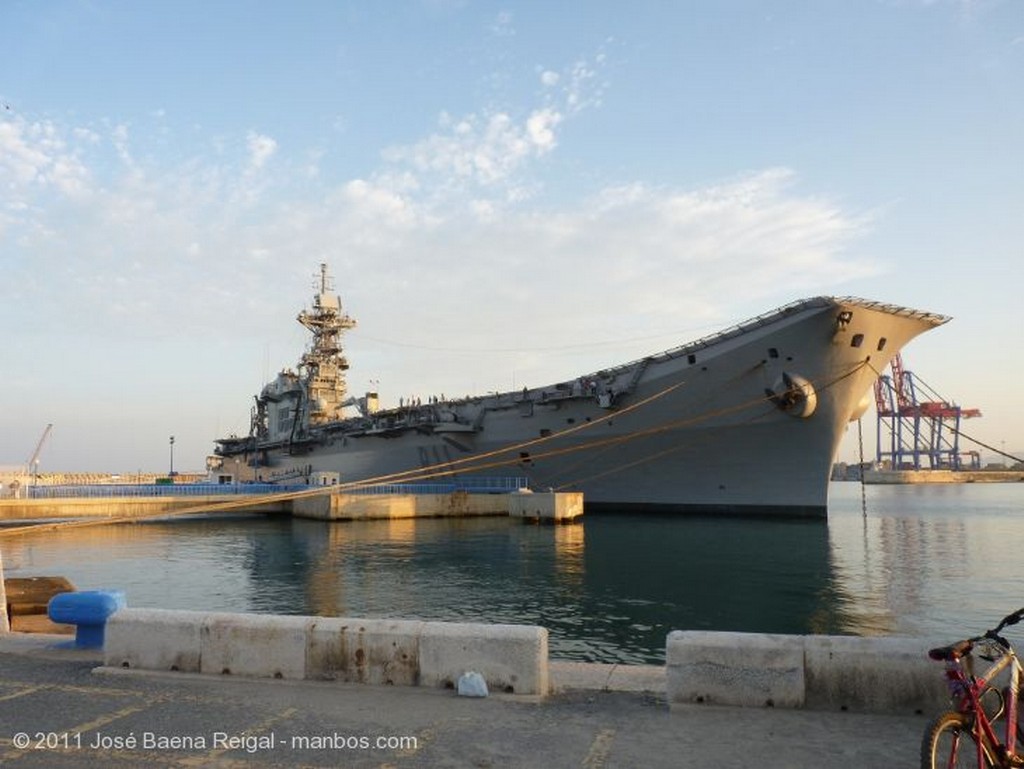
[{"xmin": 4, "ymin": 482, "xmax": 1024, "ymax": 664}]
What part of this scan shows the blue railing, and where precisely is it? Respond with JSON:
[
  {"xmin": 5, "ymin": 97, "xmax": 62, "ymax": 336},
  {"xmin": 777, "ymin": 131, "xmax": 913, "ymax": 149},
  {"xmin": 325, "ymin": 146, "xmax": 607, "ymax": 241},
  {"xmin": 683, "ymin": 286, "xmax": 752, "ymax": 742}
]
[
  {"xmin": 350, "ymin": 477, "xmax": 529, "ymax": 495},
  {"xmin": 26, "ymin": 483, "xmax": 309, "ymax": 499},
  {"xmin": 26, "ymin": 477, "xmax": 529, "ymax": 500}
]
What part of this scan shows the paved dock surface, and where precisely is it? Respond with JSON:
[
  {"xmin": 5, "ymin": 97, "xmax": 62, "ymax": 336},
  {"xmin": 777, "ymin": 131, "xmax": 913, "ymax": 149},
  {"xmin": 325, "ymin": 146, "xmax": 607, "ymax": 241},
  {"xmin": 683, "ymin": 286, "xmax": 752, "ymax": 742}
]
[{"xmin": 0, "ymin": 635, "xmax": 926, "ymax": 768}]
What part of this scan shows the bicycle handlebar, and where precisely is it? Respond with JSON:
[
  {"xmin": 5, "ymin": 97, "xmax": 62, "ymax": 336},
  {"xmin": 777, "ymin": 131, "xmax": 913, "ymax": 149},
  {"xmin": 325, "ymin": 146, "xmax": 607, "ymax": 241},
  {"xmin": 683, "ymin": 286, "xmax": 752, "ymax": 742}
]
[
  {"xmin": 927, "ymin": 608, "xmax": 1024, "ymax": 661},
  {"xmin": 994, "ymin": 607, "xmax": 1024, "ymax": 633}
]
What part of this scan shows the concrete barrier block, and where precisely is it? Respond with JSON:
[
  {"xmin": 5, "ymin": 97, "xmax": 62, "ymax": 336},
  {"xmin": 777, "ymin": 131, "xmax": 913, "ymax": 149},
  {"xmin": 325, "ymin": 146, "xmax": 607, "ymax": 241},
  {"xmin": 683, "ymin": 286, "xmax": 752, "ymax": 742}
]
[
  {"xmin": 200, "ymin": 613, "xmax": 310, "ymax": 680},
  {"xmin": 104, "ymin": 608, "xmax": 205, "ymax": 673},
  {"xmin": 667, "ymin": 630, "xmax": 805, "ymax": 708},
  {"xmin": 307, "ymin": 617, "xmax": 423, "ymax": 685},
  {"xmin": 508, "ymin": 491, "xmax": 584, "ymax": 522},
  {"xmin": 419, "ymin": 622, "xmax": 548, "ymax": 696},
  {"xmin": 804, "ymin": 635, "xmax": 947, "ymax": 713}
]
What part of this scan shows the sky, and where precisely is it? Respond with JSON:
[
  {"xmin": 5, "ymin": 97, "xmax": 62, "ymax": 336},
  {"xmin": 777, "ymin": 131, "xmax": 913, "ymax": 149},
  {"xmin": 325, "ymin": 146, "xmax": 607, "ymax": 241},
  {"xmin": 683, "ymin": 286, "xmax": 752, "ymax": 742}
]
[{"xmin": 2, "ymin": 0, "xmax": 1022, "ymax": 474}]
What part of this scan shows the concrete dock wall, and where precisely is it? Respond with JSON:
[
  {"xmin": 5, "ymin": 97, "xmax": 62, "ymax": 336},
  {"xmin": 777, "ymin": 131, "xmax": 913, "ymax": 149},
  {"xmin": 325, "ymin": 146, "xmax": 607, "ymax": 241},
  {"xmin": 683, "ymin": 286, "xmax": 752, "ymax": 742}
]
[
  {"xmin": 864, "ymin": 469, "xmax": 1024, "ymax": 484},
  {"xmin": 667, "ymin": 630, "xmax": 947, "ymax": 713},
  {"xmin": 289, "ymin": 491, "xmax": 511, "ymax": 520},
  {"xmin": 291, "ymin": 489, "xmax": 581, "ymax": 523},
  {"xmin": 0, "ymin": 496, "xmax": 288, "ymax": 520},
  {"xmin": 104, "ymin": 608, "xmax": 548, "ymax": 696},
  {"xmin": 1, "ymin": 489, "xmax": 581, "ymax": 524}
]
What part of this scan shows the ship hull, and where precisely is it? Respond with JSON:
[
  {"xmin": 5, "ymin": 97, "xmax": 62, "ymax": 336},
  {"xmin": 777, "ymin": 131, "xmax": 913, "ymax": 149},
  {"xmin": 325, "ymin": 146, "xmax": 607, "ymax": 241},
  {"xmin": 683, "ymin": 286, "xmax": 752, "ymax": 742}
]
[{"xmin": 216, "ymin": 297, "xmax": 947, "ymax": 517}]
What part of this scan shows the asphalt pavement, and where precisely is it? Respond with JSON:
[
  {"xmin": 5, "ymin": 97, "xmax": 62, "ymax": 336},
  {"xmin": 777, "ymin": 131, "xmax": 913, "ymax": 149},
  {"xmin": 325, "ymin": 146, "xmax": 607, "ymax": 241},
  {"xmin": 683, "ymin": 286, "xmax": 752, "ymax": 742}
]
[{"xmin": 0, "ymin": 633, "xmax": 928, "ymax": 768}]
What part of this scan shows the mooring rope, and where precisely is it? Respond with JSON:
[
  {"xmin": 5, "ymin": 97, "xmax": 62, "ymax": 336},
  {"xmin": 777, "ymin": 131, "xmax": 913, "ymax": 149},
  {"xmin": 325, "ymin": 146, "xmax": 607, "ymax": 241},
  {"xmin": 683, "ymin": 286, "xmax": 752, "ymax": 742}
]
[{"xmin": 950, "ymin": 428, "xmax": 1024, "ymax": 466}]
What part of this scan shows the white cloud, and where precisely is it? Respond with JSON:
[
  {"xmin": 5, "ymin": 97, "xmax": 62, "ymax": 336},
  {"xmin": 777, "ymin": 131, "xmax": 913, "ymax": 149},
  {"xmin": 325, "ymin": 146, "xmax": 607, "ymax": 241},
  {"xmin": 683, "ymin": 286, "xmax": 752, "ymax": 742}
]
[
  {"xmin": 73, "ymin": 127, "xmax": 101, "ymax": 143},
  {"xmin": 564, "ymin": 57, "xmax": 606, "ymax": 114},
  {"xmin": 340, "ymin": 178, "xmax": 414, "ymax": 223},
  {"xmin": 0, "ymin": 118, "xmax": 90, "ymax": 193},
  {"xmin": 371, "ymin": 53, "xmax": 604, "ymax": 206},
  {"xmin": 0, "ymin": 122, "xmax": 51, "ymax": 185},
  {"xmin": 0, "ymin": 118, "xmax": 94, "ymax": 236},
  {"xmin": 246, "ymin": 131, "xmax": 277, "ymax": 171},
  {"xmin": 469, "ymin": 198, "xmax": 496, "ymax": 221},
  {"xmin": 111, "ymin": 123, "xmax": 133, "ymax": 167},
  {"xmin": 48, "ymin": 156, "xmax": 90, "ymax": 196},
  {"xmin": 1, "ymin": 106, "xmax": 871, "ymax": 361},
  {"xmin": 381, "ymin": 109, "xmax": 545, "ymax": 188},
  {"xmin": 525, "ymin": 108, "xmax": 561, "ymax": 151}
]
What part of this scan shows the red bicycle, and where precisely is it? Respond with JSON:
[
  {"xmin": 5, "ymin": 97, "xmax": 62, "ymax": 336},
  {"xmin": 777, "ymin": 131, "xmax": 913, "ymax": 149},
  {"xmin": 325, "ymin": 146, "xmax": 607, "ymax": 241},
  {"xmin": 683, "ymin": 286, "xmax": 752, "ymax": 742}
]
[{"xmin": 922, "ymin": 608, "xmax": 1024, "ymax": 768}]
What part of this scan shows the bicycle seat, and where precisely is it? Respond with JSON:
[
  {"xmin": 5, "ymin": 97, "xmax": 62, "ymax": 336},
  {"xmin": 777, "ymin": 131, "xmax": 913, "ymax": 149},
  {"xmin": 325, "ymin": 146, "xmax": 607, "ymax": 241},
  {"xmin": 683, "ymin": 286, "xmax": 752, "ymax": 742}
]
[{"xmin": 929, "ymin": 640, "xmax": 974, "ymax": 660}]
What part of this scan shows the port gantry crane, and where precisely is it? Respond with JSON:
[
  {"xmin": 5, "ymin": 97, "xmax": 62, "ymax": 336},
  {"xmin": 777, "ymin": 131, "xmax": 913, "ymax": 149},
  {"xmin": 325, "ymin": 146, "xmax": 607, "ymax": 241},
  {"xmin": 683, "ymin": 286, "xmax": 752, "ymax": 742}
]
[{"xmin": 873, "ymin": 355, "xmax": 981, "ymax": 471}]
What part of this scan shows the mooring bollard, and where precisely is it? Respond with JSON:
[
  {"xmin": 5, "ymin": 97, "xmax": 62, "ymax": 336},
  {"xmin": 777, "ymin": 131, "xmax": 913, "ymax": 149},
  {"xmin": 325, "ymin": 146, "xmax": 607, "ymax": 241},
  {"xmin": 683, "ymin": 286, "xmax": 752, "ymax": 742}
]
[{"xmin": 48, "ymin": 590, "xmax": 126, "ymax": 648}]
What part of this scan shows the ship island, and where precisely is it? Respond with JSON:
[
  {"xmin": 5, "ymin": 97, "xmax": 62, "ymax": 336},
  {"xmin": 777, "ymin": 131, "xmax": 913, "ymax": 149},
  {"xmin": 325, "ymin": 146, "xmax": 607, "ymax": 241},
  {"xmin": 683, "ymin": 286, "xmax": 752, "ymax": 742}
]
[{"xmin": 211, "ymin": 265, "xmax": 949, "ymax": 517}]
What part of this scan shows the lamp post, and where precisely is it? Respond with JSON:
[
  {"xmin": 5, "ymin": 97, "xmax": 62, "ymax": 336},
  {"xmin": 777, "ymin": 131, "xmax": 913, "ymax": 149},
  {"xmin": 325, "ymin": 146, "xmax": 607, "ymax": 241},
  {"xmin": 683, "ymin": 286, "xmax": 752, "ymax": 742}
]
[{"xmin": 169, "ymin": 435, "xmax": 175, "ymax": 477}]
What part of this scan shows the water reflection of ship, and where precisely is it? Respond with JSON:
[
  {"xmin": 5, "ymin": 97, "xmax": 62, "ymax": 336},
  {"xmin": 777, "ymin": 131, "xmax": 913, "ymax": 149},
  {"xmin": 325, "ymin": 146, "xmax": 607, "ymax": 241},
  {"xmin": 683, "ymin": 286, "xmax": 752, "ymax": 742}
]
[
  {"xmin": 5, "ymin": 517, "xmax": 841, "ymax": 652},
  {"xmin": 301, "ymin": 518, "xmax": 418, "ymax": 618},
  {"xmin": 580, "ymin": 515, "xmax": 847, "ymax": 638},
  {"xmin": 296, "ymin": 518, "xmax": 586, "ymax": 620}
]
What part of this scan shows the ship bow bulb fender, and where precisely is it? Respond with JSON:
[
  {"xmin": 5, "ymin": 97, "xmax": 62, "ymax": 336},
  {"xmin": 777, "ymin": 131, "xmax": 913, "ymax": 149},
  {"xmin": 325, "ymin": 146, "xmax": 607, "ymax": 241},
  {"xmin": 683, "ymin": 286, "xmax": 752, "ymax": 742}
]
[
  {"xmin": 764, "ymin": 372, "xmax": 817, "ymax": 418},
  {"xmin": 849, "ymin": 391, "xmax": 872, "ymax": 422}
]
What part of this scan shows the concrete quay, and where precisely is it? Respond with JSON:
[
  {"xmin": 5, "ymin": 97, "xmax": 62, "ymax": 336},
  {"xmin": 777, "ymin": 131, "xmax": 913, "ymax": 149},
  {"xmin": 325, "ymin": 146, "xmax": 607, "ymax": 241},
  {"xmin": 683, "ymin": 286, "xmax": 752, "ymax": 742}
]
[
  {"xmin": 0, "ymin": 632, "xmax": 928, "ymax": 768},
  {"xmin": 292, "ymin": 489, "xmax": 582, "ymax": 523},
  {"xmin": 0, "ymin": 489, "xmax": 582, "ymax": 526},
  {"xmin": 864, "ymin": 468, "xmax": 1024, "ymax": 484},
  {"xmin": 0, "ymin": 495, "xmax": 289, "ymax": 522}
]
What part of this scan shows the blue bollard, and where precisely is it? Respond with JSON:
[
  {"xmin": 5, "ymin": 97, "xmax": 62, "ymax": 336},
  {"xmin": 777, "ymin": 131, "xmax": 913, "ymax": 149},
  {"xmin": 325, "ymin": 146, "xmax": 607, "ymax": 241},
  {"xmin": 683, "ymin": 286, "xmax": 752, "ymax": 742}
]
[{"xmin": 47, "ymin": 590, "xmax": 127, "ymax": 648}]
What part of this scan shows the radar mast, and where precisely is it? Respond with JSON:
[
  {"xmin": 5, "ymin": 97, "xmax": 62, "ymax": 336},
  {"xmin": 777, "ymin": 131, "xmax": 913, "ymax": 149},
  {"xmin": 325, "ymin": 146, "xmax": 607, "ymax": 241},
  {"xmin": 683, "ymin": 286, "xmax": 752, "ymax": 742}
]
[{"xmin": 297, "ymin": 263, "xmax": 356, "ymax": 425}]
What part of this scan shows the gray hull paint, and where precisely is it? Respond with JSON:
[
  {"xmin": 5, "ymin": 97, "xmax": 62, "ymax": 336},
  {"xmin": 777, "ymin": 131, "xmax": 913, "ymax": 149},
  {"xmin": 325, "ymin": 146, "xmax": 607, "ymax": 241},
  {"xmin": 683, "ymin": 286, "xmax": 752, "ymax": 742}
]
[{"xmin": 218, "ymin": 297, "xmax": 947, "ymax": 516}]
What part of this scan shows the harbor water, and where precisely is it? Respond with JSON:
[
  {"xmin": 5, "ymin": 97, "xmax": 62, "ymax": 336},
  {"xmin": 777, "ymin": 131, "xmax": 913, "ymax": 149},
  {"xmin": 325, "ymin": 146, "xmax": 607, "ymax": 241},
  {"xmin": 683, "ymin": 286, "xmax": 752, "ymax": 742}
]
[{"xmin": 3, "ymin": 482, "xmax": 1023, "ymax": 664}]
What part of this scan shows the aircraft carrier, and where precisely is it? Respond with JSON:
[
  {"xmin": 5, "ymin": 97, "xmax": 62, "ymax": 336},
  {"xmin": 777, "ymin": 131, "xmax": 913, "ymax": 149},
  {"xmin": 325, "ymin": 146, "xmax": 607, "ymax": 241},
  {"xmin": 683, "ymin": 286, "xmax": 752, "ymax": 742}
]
[{"xmin": 213, "ymin": 265, "xmax": 949, "ymax": 516}]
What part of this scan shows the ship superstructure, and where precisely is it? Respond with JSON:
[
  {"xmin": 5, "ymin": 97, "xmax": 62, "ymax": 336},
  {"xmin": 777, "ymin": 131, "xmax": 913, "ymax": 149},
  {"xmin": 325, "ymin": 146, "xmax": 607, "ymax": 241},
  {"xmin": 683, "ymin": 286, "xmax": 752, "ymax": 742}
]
[
  {"xmin": 214, "ymin": 265, "xmax": 949, "ymax": 516},
  {"xmin": 247, "ymin": 264, "xmax": 366, "ymax": 449}
]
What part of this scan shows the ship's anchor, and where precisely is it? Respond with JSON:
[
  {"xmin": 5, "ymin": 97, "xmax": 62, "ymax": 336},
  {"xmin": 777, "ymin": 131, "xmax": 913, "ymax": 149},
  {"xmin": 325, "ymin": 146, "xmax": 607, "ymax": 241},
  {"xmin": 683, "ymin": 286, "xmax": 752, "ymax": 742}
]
[{"xmin": 765, "ymin": 372, "xmax": 817, "ymax": 418}]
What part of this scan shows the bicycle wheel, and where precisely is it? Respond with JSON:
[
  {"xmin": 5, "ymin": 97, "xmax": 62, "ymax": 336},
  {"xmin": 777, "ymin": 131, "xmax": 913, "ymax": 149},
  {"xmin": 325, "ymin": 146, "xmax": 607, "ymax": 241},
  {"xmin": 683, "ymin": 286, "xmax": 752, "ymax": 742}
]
[{"xmin": 920, "ymin": 711, "xmax": 992, "ymax": 769}]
